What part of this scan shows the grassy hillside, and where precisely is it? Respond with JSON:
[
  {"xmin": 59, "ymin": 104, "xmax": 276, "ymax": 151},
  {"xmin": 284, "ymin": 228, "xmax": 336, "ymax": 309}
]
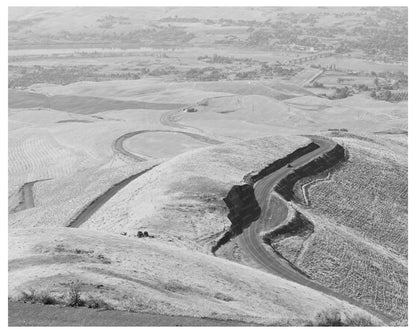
[
  {"xmin": 9, "ymin": 227, "xmax": 378, "ymax": 325},
  {"xmin": 76, "ymin": 135, "xmax": 311, "ymax": 249}
]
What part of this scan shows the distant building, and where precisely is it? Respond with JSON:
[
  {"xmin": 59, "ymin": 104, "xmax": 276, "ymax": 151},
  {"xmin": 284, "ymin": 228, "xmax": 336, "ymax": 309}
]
[{"xmin": 183, "ymin": 107, "xmax": 198, "ymax": 113}]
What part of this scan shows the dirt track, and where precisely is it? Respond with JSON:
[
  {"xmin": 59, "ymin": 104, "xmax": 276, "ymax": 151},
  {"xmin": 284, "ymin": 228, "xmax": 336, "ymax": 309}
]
[
  {"xmin": 112, "ymin": 129, "xmax": 222, "ymax": 161},
  {"xmin": 67, "ymin": 167, "xmax": 156, "ymax": 228},
  {"xmin": 10, "ymin": 179, "xmax": 50, "ymax": 214},
  {"xmin": 238, "ymin": 137, "xmax": 393, "ymax": 324},
  {"xmin": 70, "ymin": 128, "xmax": 221, "ymax": 227}
]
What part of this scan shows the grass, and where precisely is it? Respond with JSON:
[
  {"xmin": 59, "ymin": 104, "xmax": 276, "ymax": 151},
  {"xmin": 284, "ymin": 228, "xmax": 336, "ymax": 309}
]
[{"xmin": 10, "ymin": 227, "xmax": 375, "ymax": 325}]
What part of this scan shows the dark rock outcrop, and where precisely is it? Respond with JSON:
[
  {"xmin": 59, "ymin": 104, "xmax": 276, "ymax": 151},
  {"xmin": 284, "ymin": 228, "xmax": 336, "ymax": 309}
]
[
  {"xmin": 244, "ymin": 142, "xmax": 320, "ymax": 185},
  {"xmin": 212, "ymin": 184, "xmax": 261, "ymax": 253}
]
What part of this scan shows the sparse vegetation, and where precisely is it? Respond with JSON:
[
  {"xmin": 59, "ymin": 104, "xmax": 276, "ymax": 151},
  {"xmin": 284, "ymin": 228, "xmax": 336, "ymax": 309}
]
[
  {"xmin": 18, "ymin": 289, "xmax": 60, "ymax": 305},
  {"xmin": 17, "ymin": 282, "xmax": 114, "ymax": 311},
  {"xmin": 310, "ymin": 309, "xmax": 376, "ymax": 326},
  {"xmin": 85, "ymin": 296, "xmax": 114, "ymax": 310}
]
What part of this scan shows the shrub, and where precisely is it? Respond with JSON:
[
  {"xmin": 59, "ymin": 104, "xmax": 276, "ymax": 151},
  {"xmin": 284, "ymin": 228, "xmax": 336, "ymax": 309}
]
[
  {"xmin": 19, "ymin": 289, "xmax": 37, "ymax": 303},
  {"xmin": 213, "ymin": 292, "xmax": 234, "ymax": 302},
  {"xmin": 313, "ymin": 310, "xmax": 376, "ymax": 326},
  {"xmin": 67, "ymin": 280, "xmax": 85, "ymax": 307},
  {"xmin": 344, "ymin": 313, "xmax": 376, "ymax": 326},
  {"xmin": 18, "ymin": 288, "xmax": 59, "ymax": 305},
  {"xmin": 85, "ymin": 296, "xmax": 114, "ymax": 310},
  {"xmin": 163, "ymin": 280, "xmax": 190, "ymax": 293},
  {"xmin": 37, "ymin": 291, "xmax": 59, "ymax": 305},
  {"xmin": 314, "ymin": 309, "xmax": 344, "ymax": 326}
]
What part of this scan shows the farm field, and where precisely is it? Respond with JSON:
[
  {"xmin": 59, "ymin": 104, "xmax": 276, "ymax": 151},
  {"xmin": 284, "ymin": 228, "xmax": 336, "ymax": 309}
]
[
  {"xmin": 276, "ymin": 133, "xmax": 408, "ymax": 320},
  {"xmin": 8, "ymin": 6, "xmax": 407, "ymax": 327}
]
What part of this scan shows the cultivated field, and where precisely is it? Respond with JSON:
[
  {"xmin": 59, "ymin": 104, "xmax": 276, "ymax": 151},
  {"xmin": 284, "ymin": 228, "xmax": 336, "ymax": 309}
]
[{"xmin": 277, "ymin": 133, "xmax": 408, "ymax": 320}]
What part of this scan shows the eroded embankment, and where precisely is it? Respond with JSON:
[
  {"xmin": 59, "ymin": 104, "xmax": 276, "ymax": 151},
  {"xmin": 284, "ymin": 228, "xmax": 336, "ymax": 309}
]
[
  {"xmin": 275, "ymin": 144, "xmax": 347, "ymax": 202},
  {"xmin": 212, "ymin": 184, "xmax": 260, "ymax": 253},
  {"xmin": 243, "ymin": 142, "xmax": 319, "ymax": 185},
  {"xmin": 262, "ymin": 210, "xmax": 314, "ymax": 276},
  {"xmin": 67, "ymin": 167, "xmax": 156, "ymax": 228}
]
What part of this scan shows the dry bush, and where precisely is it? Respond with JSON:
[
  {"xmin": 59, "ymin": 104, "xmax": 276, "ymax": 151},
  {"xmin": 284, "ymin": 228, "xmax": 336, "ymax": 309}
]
[
  {"xmin": 344, "ymin": 313, "xmax": 377, "ymax": 326},
  {"xmin": 311, "ymin": 310, "xmax": 376, "ymax": 326},
  {"xmin": 314, "ymin": 309, "xmax": 344, "ymax": 326},
  {"xmin": 18, "ymin": 288, "xmax": 60, "ymax": 305},
  {"xmin": 67, "ymin": 280, "xmax": 85, "ymax": 307},
  {"xmin": 163, "ymin": 280, "xmax": 191, "ymax": 293},
  {"xmin": 213, "ymin": 292, "xmax": 234, "ymax": 302},
  {"xmin": 85, "ymin": 296, "xmax": 114, "ymax": 310}
]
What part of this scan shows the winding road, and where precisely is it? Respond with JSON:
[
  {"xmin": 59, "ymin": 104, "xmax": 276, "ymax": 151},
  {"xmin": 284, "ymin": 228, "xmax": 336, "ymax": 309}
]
[{"xmin": 238, "ymin": 137, "xmax": 393, "ymax": 324}]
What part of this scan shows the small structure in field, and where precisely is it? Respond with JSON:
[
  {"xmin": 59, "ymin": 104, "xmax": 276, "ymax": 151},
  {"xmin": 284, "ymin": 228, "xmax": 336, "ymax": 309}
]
[{"xmin": 183, "ymin": 107, "xmax": 198, "ymax": 113}]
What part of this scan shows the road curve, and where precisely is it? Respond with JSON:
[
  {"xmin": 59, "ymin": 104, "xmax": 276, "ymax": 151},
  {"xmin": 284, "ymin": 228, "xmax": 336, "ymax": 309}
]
[
  {"xmin": 113, "ymin": 129, "xmax": 223, "ymax": 162},
  {"xmin": 238, "ymin": 137, "xmax": 393, "ymax": 324}
]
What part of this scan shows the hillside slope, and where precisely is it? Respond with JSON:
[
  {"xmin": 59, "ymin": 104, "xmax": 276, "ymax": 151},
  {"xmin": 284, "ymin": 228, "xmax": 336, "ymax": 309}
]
[
  {"xmin": 76, "ymin": 135, "xmax": 311, "ymax": 250},
  {"xmin": 9, "ymin": 227, "xmax": 379, "ymax": 325},
  {"xmin": 268, "ymin": 133, "xmax": 407, "ymax": 321}
]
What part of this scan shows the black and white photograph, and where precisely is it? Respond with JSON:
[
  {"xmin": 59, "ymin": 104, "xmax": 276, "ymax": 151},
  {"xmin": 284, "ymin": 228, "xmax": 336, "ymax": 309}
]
[{"xmin": 6, "ymin": 1, "xmax": 410, "ymax": 328}]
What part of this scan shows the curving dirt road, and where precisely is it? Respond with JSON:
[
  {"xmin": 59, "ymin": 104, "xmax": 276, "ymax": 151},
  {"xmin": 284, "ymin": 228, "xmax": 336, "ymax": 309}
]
[
  {"xmin": 67, "ymin": 167, "xmax": 156, "ymax": 228},
  {"xmin": 238, "ymin": 137, "xmax": 393, "ymax": 324},
  {"xmin": 10, "ymin": 179, "xmax": 51, "ymax": 214},
  {"xmin": 113, "ymin": 129, "xmax": 222, "ymax": 162},
  {"xmin": 70, "ymin": 129, "xmax": 221, "ymax": 227}
]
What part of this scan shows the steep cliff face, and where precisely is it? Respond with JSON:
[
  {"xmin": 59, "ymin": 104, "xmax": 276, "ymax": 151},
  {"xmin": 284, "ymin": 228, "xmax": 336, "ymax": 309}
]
[
  {"xmin": 244, "ymin": 142, "xmax": 320, "ymax": 185},
  {"xmin": 275, "ymin": 144, "xmax": 347, "ymax": 202},
  {"xmin": 223, "ymin": 184, "xmax": 261, "ymax": 232},
  {"xmin": 212, "ymin": 184, "xmax": 260, "ymax": 253}
]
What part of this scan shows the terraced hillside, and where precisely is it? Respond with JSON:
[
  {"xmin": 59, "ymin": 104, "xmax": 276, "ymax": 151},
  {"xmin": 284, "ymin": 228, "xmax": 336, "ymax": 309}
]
[{"xmin": 270, "ymin": 133, "xmax": 408, "ymax": 321}]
